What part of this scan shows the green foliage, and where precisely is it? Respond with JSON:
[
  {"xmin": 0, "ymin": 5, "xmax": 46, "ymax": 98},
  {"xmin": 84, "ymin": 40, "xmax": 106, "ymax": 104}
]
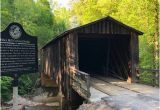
[
  {"xmin": 1, "ymin": 0, "xmax": 69, "ymax": 101},
  {"xmin": 1, "ymin": 0, "xmax": 68, "ymax": 48},
  {"xmin": 0, "ymin": 73, "xmax": 40, "ymax": 102},
  {"xmin": 18, "ymin": 74, "xmax": 33, "ymax": 95},
  {"xmin": 54, "ymin": 6, "xmax": 70, "ymax": 27},
  {"xmin": 139, "ymin": 72, "xmax": 155, "ymax": 85},
  {"xmin": 0, "ymin": 76, "xmax": 12, "ymax": 101},
  {"xmin": 18, "ymin": 73, "xmax": 39, "ymax": 95},
  {"xmin": 71, "ymin": 0, "xmax": 158, "ymax": 85}
]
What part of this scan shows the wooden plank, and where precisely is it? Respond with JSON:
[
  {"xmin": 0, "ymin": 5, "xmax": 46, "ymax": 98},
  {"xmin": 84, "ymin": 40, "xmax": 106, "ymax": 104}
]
[
  {"xmin": 41, "ymin": 73, "xmax": 58, "ymax": 87},
  {"xmin": 91, "ymin": 77, "xmax": 137, "ymax": 96},
  {"xmin": 130, "ymin": 32, "xmax": 138, "ymax": 82},
  {"xmin": 102, "ymin": 20, "xmax": 105, "ymax": 33},
  {"xmin": 65, "ymin": 37, "xmax": 68, "ymax": 98},
  {"xmin": 74, "ymin": 32, "xmax": 79, "ymax": 69},
  {"xmin": 94, "ymin": 76, "xmax": 159, "ymax": 96},
  {"xmin": 106, "ymin": 21, "xmax": 109, "ymax": 34},
  {"xmin": 71, "ymin": 69, "xmax": 91, "ymax": 99}
]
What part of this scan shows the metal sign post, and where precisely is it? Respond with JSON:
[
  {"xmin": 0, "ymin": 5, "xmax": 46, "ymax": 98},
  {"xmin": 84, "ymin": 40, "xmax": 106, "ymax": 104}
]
[{"xmin": 12, "ymin": 74, "xmax": 18, "ymax": 110}]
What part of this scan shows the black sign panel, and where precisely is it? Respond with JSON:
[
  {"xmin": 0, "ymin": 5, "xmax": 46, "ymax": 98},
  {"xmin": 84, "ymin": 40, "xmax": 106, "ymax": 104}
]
[{"xmin": 1, "ymin": 23, "xmax": 38, "ymax": 77}]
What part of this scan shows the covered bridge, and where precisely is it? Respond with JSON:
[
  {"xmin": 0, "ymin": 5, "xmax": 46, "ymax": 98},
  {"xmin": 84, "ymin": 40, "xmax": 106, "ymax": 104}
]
[{"xmin": 40, "ymin": 16, "xmax": 143, "ymax": 100}]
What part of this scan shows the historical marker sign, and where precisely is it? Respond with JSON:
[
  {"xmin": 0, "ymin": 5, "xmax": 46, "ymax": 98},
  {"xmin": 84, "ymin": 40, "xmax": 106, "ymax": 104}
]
[{"xmin": 1, "ymin": 23, "xmax": 38, "ymax": 77}]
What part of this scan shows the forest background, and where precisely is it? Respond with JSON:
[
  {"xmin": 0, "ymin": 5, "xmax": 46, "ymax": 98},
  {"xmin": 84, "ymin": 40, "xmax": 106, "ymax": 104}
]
[{"xmin": 0, "ymin": 0, "xmax": 159, "ymax": 101}]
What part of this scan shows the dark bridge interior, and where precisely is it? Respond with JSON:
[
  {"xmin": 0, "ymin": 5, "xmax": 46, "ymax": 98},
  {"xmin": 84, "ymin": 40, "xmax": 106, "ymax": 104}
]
[{"xmin": 78, "ymin": 34, "xmax": 131, "ymax": 80}]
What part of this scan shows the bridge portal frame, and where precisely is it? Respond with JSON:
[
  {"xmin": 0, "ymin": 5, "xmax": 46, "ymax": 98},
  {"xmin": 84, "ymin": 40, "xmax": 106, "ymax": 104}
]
[{"xmin": 41, "ymin": 16, "xmax": 143, "ymax": 101}]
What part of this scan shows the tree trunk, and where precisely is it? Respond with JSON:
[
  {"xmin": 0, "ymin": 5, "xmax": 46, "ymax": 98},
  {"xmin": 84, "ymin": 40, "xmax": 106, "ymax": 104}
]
[{"xmin": 154, "ymin": 0, "xmax": 159, "ymax": 69}]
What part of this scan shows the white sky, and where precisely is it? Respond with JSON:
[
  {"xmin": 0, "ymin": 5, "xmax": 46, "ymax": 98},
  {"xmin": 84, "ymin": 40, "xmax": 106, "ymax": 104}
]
[{"xmin": 54, "ymin": 0, "xmax": 70, "ymax": 8}]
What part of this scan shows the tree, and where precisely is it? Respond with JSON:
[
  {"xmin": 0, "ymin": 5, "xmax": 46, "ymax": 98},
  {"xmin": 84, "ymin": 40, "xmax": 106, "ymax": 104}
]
[{"xmin": 153, "ymin": 0, "xmax": 159, "ymax": 69}]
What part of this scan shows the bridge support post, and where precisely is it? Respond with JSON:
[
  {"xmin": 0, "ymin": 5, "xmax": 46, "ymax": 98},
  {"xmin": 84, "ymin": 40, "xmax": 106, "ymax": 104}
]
[{"xmin": 130, "ymin": 32, "xmax": 139, "ymax": 83}]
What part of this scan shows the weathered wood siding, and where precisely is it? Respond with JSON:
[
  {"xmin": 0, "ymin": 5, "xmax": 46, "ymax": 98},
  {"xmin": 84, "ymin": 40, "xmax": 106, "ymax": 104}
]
[
  {"xmin": 41, "ymin": 18, "xmax": 139, "ymax": 85},
  {"xmin": 41, "ymin": 17, "xmax": 142, "ymax": 98},
  {"xmin": 73, "ymin": 19, "xmax": 139, "ymax": 81},
  {"xmin": 130, "ymin": 32, "xmax": 139, "ymax": 81},
  {"xmin": 76, "ymin": 19, "xmax": 130, "ymax": 34},
  {"xmin": 42, "ymin": 41, "xmax": 61, "ymax": 78}
]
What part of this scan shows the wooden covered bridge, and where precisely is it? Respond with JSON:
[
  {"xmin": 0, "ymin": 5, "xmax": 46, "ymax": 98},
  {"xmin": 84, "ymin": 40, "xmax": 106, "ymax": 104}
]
[{"xmin": 40, "ymin": 16, "xmax": 144, "ymax": 101}]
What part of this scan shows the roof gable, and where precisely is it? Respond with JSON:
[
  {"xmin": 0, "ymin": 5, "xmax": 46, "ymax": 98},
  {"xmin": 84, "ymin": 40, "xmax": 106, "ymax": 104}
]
[
  {"xmin": 72, "ymin": 16, "xmax": 143, "ymax": 35},
  {"xmin": 42, "ymin": 16, "xmax": 143, "ymax": 49}
]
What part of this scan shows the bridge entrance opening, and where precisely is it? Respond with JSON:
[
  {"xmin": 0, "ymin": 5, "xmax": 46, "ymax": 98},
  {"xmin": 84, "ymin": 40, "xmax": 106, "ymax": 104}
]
[{"xmin": 78, "ymin": 33, "xmax": 131, "ymax": 80}]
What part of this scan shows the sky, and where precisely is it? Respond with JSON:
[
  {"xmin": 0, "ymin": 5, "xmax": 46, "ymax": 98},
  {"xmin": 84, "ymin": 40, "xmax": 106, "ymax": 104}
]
[{"xmin": 54, "ymin": 0, "xmax": 70, "ymax": 9}]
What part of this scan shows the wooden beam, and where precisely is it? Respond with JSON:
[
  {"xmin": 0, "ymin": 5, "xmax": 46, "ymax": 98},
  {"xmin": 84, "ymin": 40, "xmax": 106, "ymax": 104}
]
[{"xmin": 130, "ymin": 32, "xmax": 139, "ymax": 82}]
